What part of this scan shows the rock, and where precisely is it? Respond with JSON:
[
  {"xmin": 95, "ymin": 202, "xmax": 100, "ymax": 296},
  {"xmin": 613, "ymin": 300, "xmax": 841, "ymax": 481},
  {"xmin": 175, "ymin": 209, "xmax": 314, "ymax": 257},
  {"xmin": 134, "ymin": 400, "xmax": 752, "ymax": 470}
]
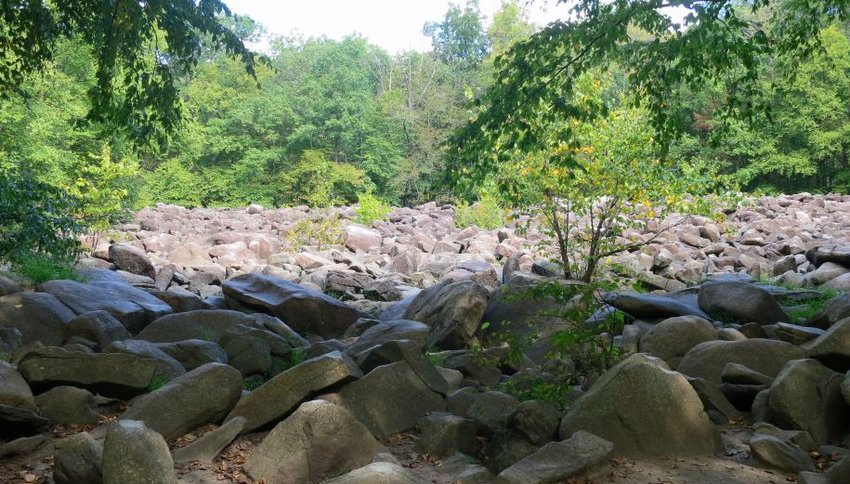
[
  {"xmin": 223, "ymin": 274, "xmax": 366, "ymax": 338},
  {"xmin": 605, "ymin": 293, "xmax": 710, "ymax": 321},
  {"xmin": 639, "ymin": 316, "xmax": 717, "ymax": 369},
  {"xmin": 120, "ymin": 363, "xmax": 242, "ymax": 441},
  {"xmin": 105, "ymin": 339, "xmax": 186, "ymax": 376},
  {"xmin": 698, "ymin": 282, "xmax": 788, "ymax": 324},
  {"xmin": 676, "ymin": 339, "xmax": 807, "ymax": 384},
  {"xmin": 498, "ymin": 431, "xmax": 614, "ymax": 484},
  {"xmin": 532, "ymin": 260, "xmax": 561, "ymax": 278},
  {"xmin": 750, "ymin": 434, "xmax": 814, "ymax": 472},
  {"xmin": 766, "ymin": 359, "xmax": 848, "ymax": 444},
  {"xmin": 467, "ymin": 391, "xmax": 521, "ymax": 437},
  {"xmin": 137, "ymin": 309, "xmax": 260, "ymax": 343},
  {"xmin": 323, "ymin": 462, "xmax": 424, "ymax": 484},
  {"xmin": 402, "ymin": 279, "xmax": 489, "ymax": 350},
  {"xmin": 64, "ymin": 310, "xmax": 132, "ymax": 350},
  {"xmin": 18, "ymin": 347, "xmax": 182, "ymax": 398},
  {"xmin": 172, "ymin": 416, "xmax": 247, "ymax": 464},
  {"xmin": 330, "ymin": 360, "xmax": 446, "ymax": 437},
  {"xmin": 109, "ymin": 244, "xmax": 156, "ymax": 279},
  {"xmin": 225, "ymin": 351, "xmax": 362, "ymax": 433},
  {"xmin": 509, "ymin": 400, "xmax": 560, "ymax": 445},
  {"xmin": 687, "ymin": 377, "xmax": 742, "ymax": 423},
  {"xmin": 0, "ymin": 291, "xmax": 75, "ymax": 345},
  {"xmin": 53, "ymin": 432, "xmax": 103, "ymax": 484},
  {"xmin": 810, "ymin": 262, "xmax": 850, "ymax": 285},
  {"xmin": 155, "ymin": 339, "xmax": 228, "ymax": 371},
  {"xmin": 35, "ymin": 386, "xmax": 100, "ymax": 425},
  {"xmin": 348, "ymin": 339, "xmax": 450, "ymax": 396},
  {"xmin": 152, "ymin": 287, "xmax": 205, "ymax": 313},
  {"xmin": 805, "ymin": 294, "xmax": 850, "ymax": 329},
  {"xmin": 39, "ymin": 280, "xmax": 173, "ymax": 334},
  {"xmin": 843, "ymin": 373, "xmax": 850, "ymax": 406},
  {"xmin": 417, "ymin": 412, "xmax": 477, "ymax": 458},
  {"xmin": 559, "ymin": 354, "xmax": 720, "ymax": 456},
  {"xmin": 344, "ymin": 319, "xmax": 430, "ymax": 356},
  {"xmin": 0, "ymin": 327, "xmax": 22, "ymax": 358},
  {"xmin": 343, "ymin": 225, "xmax": 383, "ymax": 252},
  {"xmin": 0, "ymin": 361, "xmax": 36, "ymax": 410},
  {"xmin": 722, "ymin": 363, "xmax": 774, "ymax": 386},
  {"xmin": 243, "ymin": 400, "xmax": 383, "ymax": 484},
  {"xmin": 804, "ymin": 318, "xmax": 850, "ymax": 372},
  {"xmin": 0, "ymin": 405, "xmax": 50, "ymax": 440},
  {"xmin": 806, "ymin": 245, "xmax": 850, "ymax": 266},
  {"xmin": 219, "ymin": 329, "xmax": 272, "ymax": 375},
  {"xmin": 775, "ymin": 322, "xmax": 824, "ymax": 345},
  {"xmin": 102, "ymin": 420, "xmax": 176, "ymax": 484},
  {"xmin": 753, "ymin": 422, "xmax": 819, "ymax": 453},
  {"xmin": 0, "ymin": 275, "xmax": 21, "ymax": 296}
]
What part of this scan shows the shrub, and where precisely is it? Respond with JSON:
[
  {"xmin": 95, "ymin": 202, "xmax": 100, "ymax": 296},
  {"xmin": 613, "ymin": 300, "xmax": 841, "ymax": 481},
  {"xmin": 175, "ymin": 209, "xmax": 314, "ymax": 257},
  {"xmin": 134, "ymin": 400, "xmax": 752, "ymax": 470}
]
[
  {"xmin": 454, "ymin": 192, "xmax": 505, "ymax": 230},
  {"xmin": 11, "ymin": 252, "xmax": 80, "ymax": 284},
  {"xmin": 355, "ymin": 192, "xmax": 392, "ymax": 226},
  {"xmin": 287, "ymin": 211, "xmax": 344, "ymax": 251}
]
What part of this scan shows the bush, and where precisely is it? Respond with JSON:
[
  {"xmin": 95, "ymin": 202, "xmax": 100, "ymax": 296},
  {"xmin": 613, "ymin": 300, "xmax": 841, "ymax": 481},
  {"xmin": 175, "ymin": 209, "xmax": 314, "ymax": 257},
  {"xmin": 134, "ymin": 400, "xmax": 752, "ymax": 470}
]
[
  {"xmin": 287, "ymin": 211, "xmax": 344, "ymax": 251},
  {"xmin": 279, "ymin": 150, "xmax": 374, "ymax": 207},
  {"xmin": 0, "ymin": 165, "xmax": 85, "ymax": 264},
  {"xmin": 454, "ymin": 192, "xmax": 505, "ymax": 230},
  {"xmin": 355, "ymin": 192, "xmax": 392, "ymax": 226},
  {"xmin": 11, "ymin": 252, "xmax": 80, "ymax": 284}
]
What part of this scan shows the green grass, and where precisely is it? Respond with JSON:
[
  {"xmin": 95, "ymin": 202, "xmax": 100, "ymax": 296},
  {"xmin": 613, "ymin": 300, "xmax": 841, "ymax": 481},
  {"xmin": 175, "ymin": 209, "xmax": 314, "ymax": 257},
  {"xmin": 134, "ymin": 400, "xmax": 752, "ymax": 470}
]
[
  {"xmin": 146, "ymin": 373, "xmax": 172, "ymax": 392},
  {"xmin": 11, "ymin": 252, "xmax": 80, "ymax": 284}
]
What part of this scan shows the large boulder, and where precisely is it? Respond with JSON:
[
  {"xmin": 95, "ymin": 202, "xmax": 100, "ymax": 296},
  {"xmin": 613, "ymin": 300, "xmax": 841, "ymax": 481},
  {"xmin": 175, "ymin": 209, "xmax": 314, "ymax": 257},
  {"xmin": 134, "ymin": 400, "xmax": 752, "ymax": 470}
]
[
  {"xmin": 803, "ymin": 318, "xmax": 850, "ymax": 372},
  {"xmin": 604, "ymin": 293, "xmax": 710, "ymax": 321},
  {"xmin": 109, "ymin": 244, "xmax": 156, "ymax": 280},
  {"xmin": 344, "ymin": 319, "xmax": 430, "ymax": 356},
  {"xmin": 328, "ymin": 360, "xmax": 445, "ymax": 437},
  {"xmin": 806, "ymin": 245, "xmax": 850, "ymax": 266},
  {"xmin": 498, "ymin": 431, "xmax": 613, "ymax": 484},
  {"xmin": 225, "ymin": 351, "xmax": 362, "ymax": 433},
  {"xmin": 35, "ymin": 386, "xmax": 100, "ymax": 425},
  {"xmin": 697, "ymin": 282, "xmax": 788, "ymax": 324},
  {"xmin": 677, "ymin": 339, "xmax": 807, "ymax": 384},
  {"xmin": 53, "ymin": 432, "xmax": 103, "ymax": 484},
  {"xmin": 766, "ymin": 359, "xmax": 849, "ymax": 444},
  {"xmin": 401, "ymin": 279, "xmax": 489, "ymax": 350},
  {"xmin": 558, "ymin": 354, "xmax": 720, "ymax": 456},
  {"xmin": 342, "ymin": 225, "xmax": 383, "ymax": 252},
  {"xmin": 243, "ymin": 400, "xmax": 383, "ymax": 484},
  {"xmin": 223, "ymin": 274, "xmax": 366, "ymax": 338},
  {"xmin": 0, "ymin": 361, "xmax": 36, "ymax": 410},
  {"xmin": 154, "ymin": 339, "xmax": 228, "ymax": 371},
  {"xmin": 102, "ymin": 420, "xmax": 176, "ymax": 484},
  {"xmin": 323, "ymin": 462, "xmax": 423, "ymax": 484},
  {"xmin": 64, "ymin": 310, "xmax": 132, "ymax": 349},
  {"xmin": 38, "ymin": 280, "xmax": 172, "ymax": 334},
  {"xmin": 119, "ymin": 363, "xmax": 242, "ymax": 441},
  {"xmin": 0, "ymin": 291, "xmax": 75, "ymax": 345},
  {"xmin": 639, "ymin": 316, "xmax": 718, "ymax": 369},
  {"xmin": 18, "ymin": 347, "xmax": 182, "ymax": 398}
]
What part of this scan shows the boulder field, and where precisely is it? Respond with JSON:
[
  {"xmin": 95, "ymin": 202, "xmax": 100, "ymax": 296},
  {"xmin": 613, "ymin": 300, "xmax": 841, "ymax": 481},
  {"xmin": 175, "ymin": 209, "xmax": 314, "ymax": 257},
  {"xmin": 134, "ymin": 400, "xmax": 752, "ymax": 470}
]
[{"xmin": 0, "ymin": 193, "xmax": 849, "ymax": 483}]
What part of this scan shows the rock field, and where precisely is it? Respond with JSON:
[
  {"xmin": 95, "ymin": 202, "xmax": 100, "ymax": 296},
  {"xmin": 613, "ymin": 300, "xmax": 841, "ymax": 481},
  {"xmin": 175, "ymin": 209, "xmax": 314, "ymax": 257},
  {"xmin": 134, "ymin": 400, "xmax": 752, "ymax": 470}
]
[{"xmin": 1, "ymin": 193, "xmax": 849, "ymax": 483}]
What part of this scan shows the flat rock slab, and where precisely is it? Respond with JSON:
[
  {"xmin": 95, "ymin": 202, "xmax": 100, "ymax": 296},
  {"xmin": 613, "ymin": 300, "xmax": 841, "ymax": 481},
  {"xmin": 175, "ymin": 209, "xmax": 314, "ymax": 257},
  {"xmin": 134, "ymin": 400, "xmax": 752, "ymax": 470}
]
[
  {"xmin": 223, "ymin": 274, "xmax": 366, "ymax": 338},
  {"xmin": 698, "ymin": 282, "xmax": 788, "ymax": 325},
  {"xmin": 677, "ymin": 339, "xmax": 807, "ymax": 385},
  {"xmin": 172, "ymin": 416, "xmax": 247, "ymax": 464},
  {"xmin": 0, "ymin": 291, "xmax": 75, "ymax": 345},
  {"xmin": 498, "ymin": 431, "xmax": 614, "ymax": 484},
  {"xmin": 605, "ymin": 293, "xmax": 711, "ymax": 321}
]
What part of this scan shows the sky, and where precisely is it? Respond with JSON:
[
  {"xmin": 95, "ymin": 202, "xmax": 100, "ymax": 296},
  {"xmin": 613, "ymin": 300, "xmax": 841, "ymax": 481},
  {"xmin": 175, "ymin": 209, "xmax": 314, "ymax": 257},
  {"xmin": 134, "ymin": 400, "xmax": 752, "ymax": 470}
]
[{"xmin": 224, "ymin": 0, "xmax": 568, "ymax": 54}]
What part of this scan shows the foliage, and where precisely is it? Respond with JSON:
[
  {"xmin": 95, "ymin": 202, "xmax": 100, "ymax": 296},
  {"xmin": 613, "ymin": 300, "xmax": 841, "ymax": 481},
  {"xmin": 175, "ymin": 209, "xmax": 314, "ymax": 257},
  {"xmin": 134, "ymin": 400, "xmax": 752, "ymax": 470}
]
[
  {"xmin": 10, "ymin": 251, "xmax": 81, "ymax": 284},
  {"xmin": 279, "ymin": 150, "xmax": 373, "ymax": 207},
  {"xmin": 498, "ymin": 374, "xmax": 575, "ymax": 412},
  {"xmin": 0, "ymin": 165, "xmax": 84, "ymax": 264},
  {"xmin": 423, "ymin": 0, "xmax": 490, "ymax": 70},
  {"xmin": 454, "ymin": 192, "xmax": 506, "ymax": 230},
  {"xmin": 137, "ymin": 158, "xmax": 205, "ymax": 208},
  {"xmin": 355, "ymin": 192, "xmax": 393, "ymax": 226},
  {"xmin": 0, "ymin": 0, "xmax": 259, "ymax": 145},
  {"xmin": 287, "ymin": 212, "xmax": 344, "ymax": 251},
  {"xmin": 146, "ymin": 372, "xmax": 172, "ymax": 392}
]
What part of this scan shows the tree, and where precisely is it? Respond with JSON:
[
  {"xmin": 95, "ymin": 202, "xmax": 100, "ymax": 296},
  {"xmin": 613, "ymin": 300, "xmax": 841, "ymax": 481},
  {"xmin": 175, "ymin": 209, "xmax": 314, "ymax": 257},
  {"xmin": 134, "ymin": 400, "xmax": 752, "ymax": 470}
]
[
  {"xmin": 0, "ymin": 0, "xmax": 258, "ymax": 145},
  {"xmin": 488, "ymin": 0, "xmax": 535, "ymax": 56},
  {"xmin": 448, "ymin": 0, "xmax": 850, "ymax": 188},
  {"xmin": 423, "ymin": 0, "xmax": 490, "ymax": 70}
]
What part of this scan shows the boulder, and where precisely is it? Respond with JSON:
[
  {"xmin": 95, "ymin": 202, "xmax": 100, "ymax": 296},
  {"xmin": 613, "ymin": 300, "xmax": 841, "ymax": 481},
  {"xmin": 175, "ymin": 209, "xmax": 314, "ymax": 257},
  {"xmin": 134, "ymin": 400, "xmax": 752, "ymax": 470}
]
[
  {"xmin": 137, "ymin": 309, "xmax": 261, "ymax": 343},
  {"xmin": 677, "ymin": 339, "xmax": 807, "ymax": 384},
  {"xmin": 38, "ymin": 280, "xmax": 172, "ymax": 334},
  {"xmin": 0, "ymin": 405, "xmax": 50, "ymax": 440},
  {"xmin": 171, "ymin": 416, "xmax": 247, "ymax": 464},
  {"xmin": 401, "ymin": 279, "xmax": 489, "ymax": 350},
  {"xmin": 323, "ymin": 462, "xmax": 423, "ymax": 484},
  {"xmin": 223, "ymin": 274, "xmax": 366, "ymax": 338},
  {"xmin": 698, "ymin": 282, "xmax": 788, "ymax": 324},
  {"xmin": 18, "ymin": 347, "xmax": 182, "ymax": 398},
  {"xmin": 35, "ymin": 386, "xmax": 100, "ymax": 425},
  {"xmin": 53, "ymin": 432, "xmax": 103, "ymax": 484},
  {"xmin": 329, "ymin": 360, "xmax": 445, "ymax": 437},
  {"xmin": 344, "ymin": 319, "xmax": 430, "ymax": 356},
  {"xmin": 498, "ymin": 431, "xmax": 613, "ymax": 484},
  {"xmin": 605, "ymin": 293, "xmax": 710, "ymax": 321},
  {"xmin": 64, "ymin": 310, "xmax": 132, "ymax": 350},
  {"xmin": 0, "ymin": 361, "xmax": 36, "ymax": 410},
  {"xmin": 805, "ymin": 293, "xmax": 850, "ymax": 329},
  {"xmin": 109, "ymin": 244, "xmax": 156, "ymax": 279},
  {"xmin": 417, "ymin": 412, "xmax": 477, "ymax": 458},
  {"xmin": 105, "ymin": 339, "xmax": 186, "ymax": 376},
  {"xmin": 102, "ymin": 420, "xmax": 176, "ymax": 484},
  {"xmin": 766, "ymin": 359, "xmax": 848, "ymax": 444},
  {"xmin": 806, "ymin": 245, "xmax": 850, "ymax": 266},
  {"xmin": 119, "ymin": 363, "xmax": 242, "ymax": 441},
  {"xmin": 749, "ymin": 434, "xmax": 814, "ymax": 473},
  {"xmin": 243, "ymin": 400, "xmax": 383, "ymax": 484},
  {"xmin": 343, "ymin": 225, "xmax": 383, "ymax": 252},
  {"xmin": 559, "ymin": 354, "xmax": 720, "ymax": 456},
  {"xmin": 639, "ymin": 316, "xmax": 717, "ymax": 369},
  {"xmin": 804, "ymin": 318, "xmax": 850, "ymax": 372},
  {"xmin": 467, "ymin": 391, "xmax": 521, "ymax": 437},
  {"xmin": 225, "ymin": 351, "xmax": 362, "ymax": 433},
  {"xmin": 152, "ymin": 288, "xmax": 205, "ymax": 313},
  {"xmin": 0, "ymin": 275, "xmax": 20, "ymax": 297},
  {"xmin": 509, "ymin": 400, "xmax": 561, "ymax": 446},
  {"xmin": 0, "ymin": 291, "xmax": 75, "ymax": 345},
  {"xmin": 155, "ymin": 339, "xmax": 228, "ymax": 371}
]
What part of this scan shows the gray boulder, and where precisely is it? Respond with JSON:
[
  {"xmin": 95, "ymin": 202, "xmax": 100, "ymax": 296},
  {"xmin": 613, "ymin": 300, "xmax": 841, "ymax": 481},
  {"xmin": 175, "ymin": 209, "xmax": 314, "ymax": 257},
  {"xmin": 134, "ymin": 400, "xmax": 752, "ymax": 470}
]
[
  {"xmin": 225, "ymin": 351, "xmax": 362, "ymax": 433},
  {"xmin": 498, "ymin": 431, "xmax": 613, "ymax": 484},
  {"xmin": 766, "ymin": 359, "xmax": 848, "ymax": 444},
  {"xmin": 0, "ymin": 291, "xmax": 75, "ymax": 345},
  {"xmin": 639, "ymin": 315, "xmax": 717, "ymax": 369},
  {"xmin": 806, "ymin": 245, "xmax": 850, "ymax": 266},
  {"xmin": 345, "ymin": 319, "xmax": 430, "ymax": 355},
  {"xmin": 804, "ymin": 318, "xmax": 850, "ymax": 372},
  {"xmin": 155, "ymin": 339, "xmax": 228, "ymax": 371},
  {"xmin": 64, "ymin": 310, "xmax": 132, "ymax": 350},
  {"xmin": 53, "ymin": 432, "xmax": 103, "ymax": 484},
  {"xmin": 324, "ymin": 462, "xmax": 424, "ymax": 484},
  {"xmin": 172, "ymin": 416, "xmax": 246, "ymax": 464},
  {"xmin": 604, "ymin": 293, "xmax": 710, "ymax": 321},
  {"xmin": 109, "ymin": 244, "xmax": 156, "ymax": 279},
  {"xmin": 698, "ymin": 282, "xmax": 788, "ymax": 324},
  {"xmin": 35, "ymin": 386, "xmax": 100, "ymax": 425},
  {"xmin": 509, "ymin": 400, "xmax": 561, "ymax": 446},
  {"xmin": 223, "ymin": 273, "xmax": 366, "ymax": 338},
  {"xmin": 805, "ymin": 293, "xmax": 850, "ymax": 329},
  {"xmin": 467, "ymin": 391, "xmax": 521, "ymax": 437},
  {"xmin": 402, "ymin": 279, "xmax": 489, "ymax": 350},
  {"xmin": 102, "ymin": 420, "xmax": 176, "ymax": 484},
  {"xmin": 120, "ymin": 363, "xmax": 242, "ymax": 441},
  {"xmin": 750, "ymin": 434, "xmax": 814, "ymax": 473},
  {"xmin": 243, "ymin": 400, "xmax": 383, "ymax": 484},
  {"xmin": 0, "ymin": 361, "xmax": 36, "ymax": 410},
  {"xmin": 105, "ymin": 339, "xmax": 186, "ymax": 376},
  {"xmin": 559, "ymin": 354, "xmax": 720, "ymax": 456},
  {"xmin": 417, "ymin": 412, "xmax": 477, "ymax": 458},
  {"xmin": 677, "ymin": 339, "xmax": 807, "ymax": 384}
]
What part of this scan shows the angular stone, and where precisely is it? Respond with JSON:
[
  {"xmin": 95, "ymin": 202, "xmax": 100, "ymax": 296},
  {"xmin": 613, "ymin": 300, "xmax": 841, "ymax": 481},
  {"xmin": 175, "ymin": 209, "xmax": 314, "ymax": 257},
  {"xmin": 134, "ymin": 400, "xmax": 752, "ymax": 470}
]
[
  {"xmin": 53, "ymin": 432, "xmax": 103, "ymax": 484},
  {"xmin": 109, "ymin": 244, "xmax": 156, "ymax": 279},
  {"xmin": 639, "ymin": 316, "xmax": 717, "ymax": 369},
  {"xmin": 102, "ymin": 420, "xmax": 176, "ymax": 484},
  {"xmin": 698, "ymin": 282, "xmax": 788, "ymax": 325},
  {"xmin": 323, "ymin": 462, "xmax": 423, "ymax": 484},
  {"xmin": 417, "ymin": 412, "xmax": 477, "ymax": 458},
  {"xmin": 509, "ymin": 400, "xmax": 560, "ymax": 445},
  {"xmin": 244, "ymin": 400, "xmax": 383, "ymax": 484},
  {"xmin": 0, "ymin": 361, "xmax": 36, "ymax": 410},
  {"xmin": 804, "ymin": 318, "xmax": 850, "ymax": 372},
  {"xmin": 0, "ymin": 292, "xmax": 75, "ymax": 345},
  {"xmin": 225, "ymin": 351, "xmax": 362, "ymax": 433},
  {"xmin": 750, "ymin": 434, "xmax": 814, "ymax": 473},
  {"xmin": 677, "ymin": 339, "xmax": 806, "ymax": 384},
  {"xmin": 172, "ymin": 416, "xmax": 247, "ymax": 464},
  {"xmin": 64, "ymin": 310, "xmax": 132, "ymax": 350},
  {"xmin": 498, "ymin": 431, "xmax": 613, "ymax": 484},
  {"xmin": 36, "ymin": 386, "xmax": 100, "ymax": 425},
  {"xmin": 605, "ymin": 293, "xmax": 710, "ymax": 321},
  {"xmin": 402, "ymin": 279, "xmax": 489, "ymax": 350},
  {"xmin": 155, "ymin": 339, "xmax": 228, "ymax": 371}
]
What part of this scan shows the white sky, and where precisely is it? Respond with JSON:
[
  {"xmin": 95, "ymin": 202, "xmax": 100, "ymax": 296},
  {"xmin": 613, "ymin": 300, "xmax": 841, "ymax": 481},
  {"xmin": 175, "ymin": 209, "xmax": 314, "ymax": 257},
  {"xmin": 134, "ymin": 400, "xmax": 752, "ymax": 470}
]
[{"xmin": 224, "ymin": 0, "xmax": 568, "ymax": 54}]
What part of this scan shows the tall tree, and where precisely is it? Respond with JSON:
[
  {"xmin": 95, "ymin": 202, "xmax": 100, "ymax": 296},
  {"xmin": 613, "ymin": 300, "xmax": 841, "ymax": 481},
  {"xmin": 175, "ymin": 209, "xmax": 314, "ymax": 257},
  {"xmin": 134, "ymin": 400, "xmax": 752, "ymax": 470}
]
[{"xmin": 423, "ymin": 0, "xmax": 490, "ymax": 70}]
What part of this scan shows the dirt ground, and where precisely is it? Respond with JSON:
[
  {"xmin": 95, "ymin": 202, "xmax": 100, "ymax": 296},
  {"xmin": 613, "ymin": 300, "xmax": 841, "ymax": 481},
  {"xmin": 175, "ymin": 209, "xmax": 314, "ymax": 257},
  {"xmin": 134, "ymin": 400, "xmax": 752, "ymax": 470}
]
[{"xmin": 0, "ymin": 418, "xmax": 837, "ymax": 483}]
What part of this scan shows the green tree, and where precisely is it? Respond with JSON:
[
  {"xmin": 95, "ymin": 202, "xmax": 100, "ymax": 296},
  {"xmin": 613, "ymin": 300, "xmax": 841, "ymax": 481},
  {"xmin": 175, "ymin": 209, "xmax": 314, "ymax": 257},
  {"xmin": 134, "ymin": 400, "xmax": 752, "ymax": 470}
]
[
  {"xmin": 487, "ymin": 0, "xmax": 535, "ymax": 56},
  {"xmin": 424, "ymin": 0, "xmax": 490, "ymax": 70}
]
